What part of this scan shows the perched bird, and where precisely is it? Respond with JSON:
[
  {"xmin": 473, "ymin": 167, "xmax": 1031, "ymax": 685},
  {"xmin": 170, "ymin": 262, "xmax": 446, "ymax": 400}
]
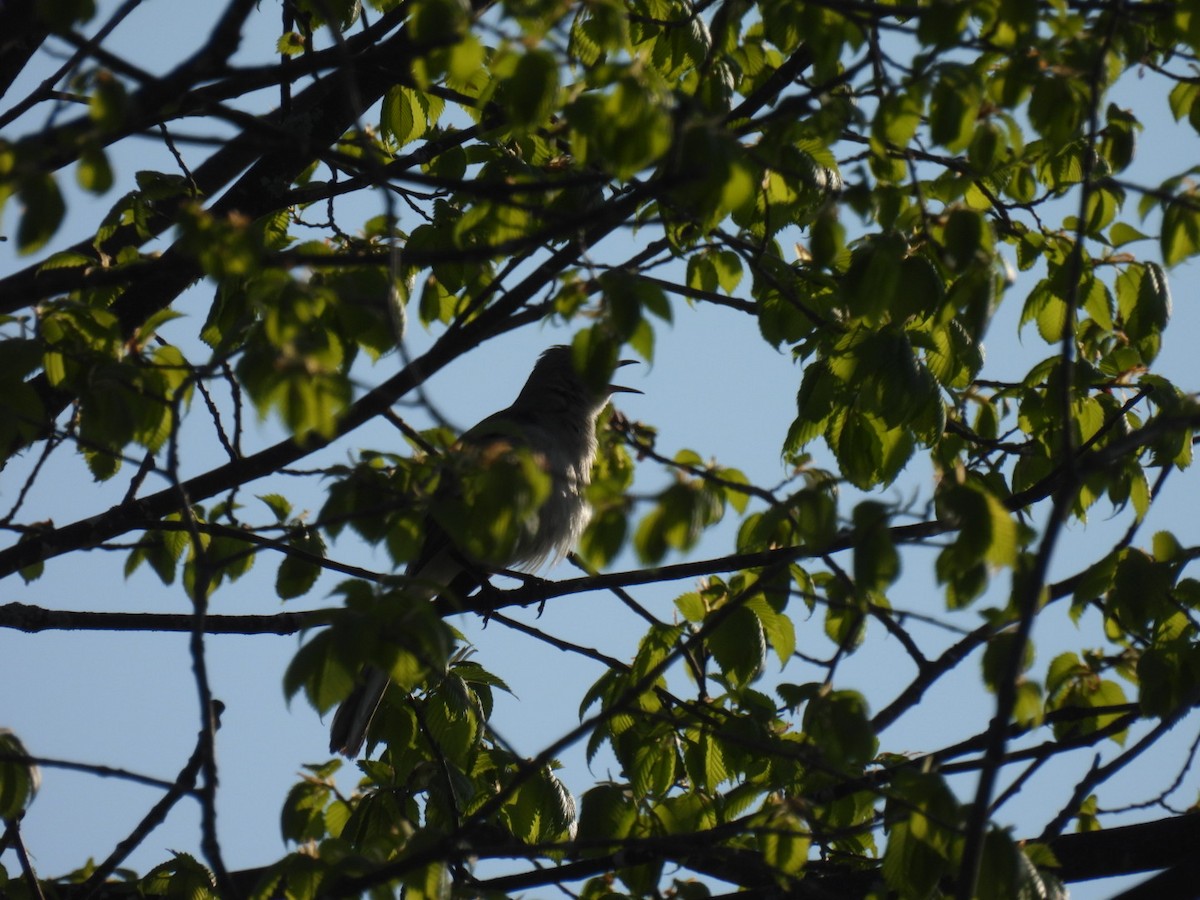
[{"xmin": 329, "ymin": 345, "xmax": 640, "ymax": 757}]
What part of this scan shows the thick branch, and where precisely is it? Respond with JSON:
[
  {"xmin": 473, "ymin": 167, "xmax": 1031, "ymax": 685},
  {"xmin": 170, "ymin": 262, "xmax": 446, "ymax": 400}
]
[{"xmin": 0, "ymin": 602, "xmax": 332, "ymax": 635}]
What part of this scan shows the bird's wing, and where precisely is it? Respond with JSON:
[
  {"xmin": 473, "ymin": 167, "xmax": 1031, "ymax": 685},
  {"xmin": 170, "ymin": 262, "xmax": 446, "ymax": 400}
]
[
  {"xmin": 404, "ymin": 516, "xmax": 482, "ymax": 607},
  {"xmin": 330, "ymin": 407, "xmax": 542, "ymax": 757},
  {"xmin": 404, "ymin": 404, "xmax": 534, "ymax": 601}
]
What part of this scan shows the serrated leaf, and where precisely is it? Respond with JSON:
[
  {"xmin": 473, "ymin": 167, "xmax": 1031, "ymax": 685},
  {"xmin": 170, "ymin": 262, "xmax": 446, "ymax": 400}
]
[
  {"xmin": 675, "ymin": 591, "xmax": 705, "ymax": 622},
  {"xmin": 747, "ymin": 595, "xmax": 796, "ymax": 666},
  {"xmin": 631, "ymin": 738, "xmax": 676, "ymax": 797},
  {"xmin": 706, "ymin": 605, "xmax": 765, "ymax": 688},
  {"xmin": 283, "ymin": 631, "xmax": 354, "ymax": 712},
  {"xmin": 504, "ymin": 765, "xmax": 575, "ymax": 843},
  {"xmin": 382, "ymin": 85, "xmax": 428, "ymax": 148}
]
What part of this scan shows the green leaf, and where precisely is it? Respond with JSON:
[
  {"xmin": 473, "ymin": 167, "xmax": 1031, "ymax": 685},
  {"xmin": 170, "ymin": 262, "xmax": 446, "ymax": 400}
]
[
  {"xmin": 630, "ymin": 623, "xmax": 683, "ymax": 701},
  {"xmin": 746, "ymin": 594, "xmax": 796, "ymax": 665},
  {"xmin": 881, "ymin": 770, "xmax": 959, "ymax": 897},
  {"xmin": 1161, "ymin": 197, "xmax": 1200, "ymax": 267},
  {"xmin": 141, "ymin": 853, "xmax": 217, "ymax": 900},
  {"xmin": 84, "ymin": 444, "xmax": 122, "ymax": 481},
  {"xmin": 258, "ymin": 493, "xmax": 293, "ymax": 522},
  {"xmin": 504, "ymin": 49, "xmax": 559, "ymax": 128},
  {"xmin": 831, "ymin": 409, "xmax": 882, "ymax": 489},
  {"xmin": 809, "ymin": 204, "xmax": 846, "ymax": 268},
  {"xmin": 943, "ymin": 208, "xmax": 986, "ymax": 272},
  {"xmin": 281, "ymin": 776, "xmax": 336, "ymax": 843},
  {"xmin": 135, "ymin": 169, "xmax": 191, "ymax": 201},
  {"xmin": 566, "ymin": 77, "xmax": 672, "ymax": 179},
  {"xmin": 579, "ymin": 502, "xmax": 629, "ymax": 568},
  {"xmin": 633, "ymin": 481, "xmax": 721, "ymax": 564},
  {"xmin": 872, "ymin": 90, "xmax": 922, "ymax": 147},
  {"xmin": 698, "ymin": 730, "xmax": 729, "ymax": 790},
  {"xmin": 276, "ymin": 528, "xmax": 326, "ymax": 600},
  {"xmin": 631, "ymin": 737, "xmax": 676, "ymax": 797},
  {"xmin": 1029, "ymin": 77, "xmax": 1083, "ymax": 146},
  {"xmin": 842, "ymin": 234, "xmax": 904, "ymax": 323},
  {"xmin": 852, "ymin": 501, "xmax": 899, "ymax": 593},
  {"xmin": 675, "ymin": 591, "xmax": 705, "ymax": 622},
  {"xmin": 1099, "ymin": 105, "xmax": 1139, "ymax": 174},
  {"xmin": 77, "ymin": 146, "xmax": 114, "ymax": 194},
  {"xmin": 409, "ymin": 0, "xmax": 469, "ymax": 44},
  {"xmin": 403, "ymin": 862, "xmax": 450, "ymax": 900},
  {"xmin": 710, "ymin": 249, "xmax": 744, "ymax": 292},
  {"xmin": 89, "ymin": 72, "xmax": 127, "ymax": 130},
  {"xmin": 276, "ymin": 31, "xmax": 306, "ymax": 56},
  {"xmin": 283, "ymin": 630, "xmax": 354, "ymax": 713},
  {"xmin": 1047, "ymin": 650, "xmax": 1130, "ymax": 743},
  {"xmin": 1034, "ymin": 289, "xmax": 1068, "ymax": 344},
  {"xmin": 1109, "ymin": 221, "xmax": 1149, "ymax": 248},
  {"xmin": 1169, "ymin": 81, "xmax": 1200, "ymax": 123},
  {"xmin": 938, "ymin": 481, "xmax": 1017, "ymax": 570},
  {"xmin": 1138, "ymin": 644, "xmax": 1200, "ymax": 718},
  {"xmin": 1116, "ymin": 263, "xmax": 1171, "ymax": 364},
  {"xmin": 968, "ymin": 121, "xmax": 1006, "ymax": 173},
  {"xmin": 706, "ymin": 605, "xmax": 765, "ymax": 689},
  {"xmin": 930, "ymin": 66, "xmax": 978, "ymax": 151},
  {"xmin": 423, "ymin": 676, "xmax": 479, "ymax": 761},
  {"xmin": 802, "ymin": 689, "xmax": 877, "ymax": 767},
  {"xmin": 576, "ymin": 784, "xmax": 637, "ymax": 847},
  {"xmin": 16, "ymin": 174, "xmax": 65, "ymax": 254},
  {"xmin": 1014, "ymin": 679, "xmax": 1044, "ymax": 729},
  {"xmin": 882, "ymin": 817, "xmax": 948, "ymax": 899},
  {"xmin": 503, "ymin": 765, "xmax": 576, "ymax": 843},
  {"xmin": 381, "ymin": 85, "xmax": 427, "ymax": 147},
  {"xmin": 977, "ymin": 829, "xmax": 1022, "ymax": 900},
  {"xmin": 1046, "ymin": 652, "xmax": 1085, "ymax": 698},
  {"xmin": 0, "ymin": 731, "xmax": 40, "ymax": 819},
  {"xmin": 758, "ymin": 814, "xmax": 810, "ymax": 877},
  {"xmin": 1109, "ymin": 548, "xmax": 1174, "ymax": 632}
]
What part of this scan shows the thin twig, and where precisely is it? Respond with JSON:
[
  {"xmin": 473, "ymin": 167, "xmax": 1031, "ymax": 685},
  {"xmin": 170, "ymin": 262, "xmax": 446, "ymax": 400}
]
[{"xmin": 81, "ymin": 708, "xmax": 217, "ymax": 898}]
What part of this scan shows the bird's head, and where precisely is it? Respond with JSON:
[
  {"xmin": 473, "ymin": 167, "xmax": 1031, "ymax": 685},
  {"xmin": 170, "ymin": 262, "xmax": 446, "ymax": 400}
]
[{"xmin": 520, "ymin": 345, "xmax": 641, "ymax": 415}]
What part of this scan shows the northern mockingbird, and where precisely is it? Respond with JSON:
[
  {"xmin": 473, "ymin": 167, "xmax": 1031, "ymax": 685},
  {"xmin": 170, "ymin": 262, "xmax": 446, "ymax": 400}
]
[{"xmin": 329, "ymin": 345, "xmax": 640, "ymax": 757}]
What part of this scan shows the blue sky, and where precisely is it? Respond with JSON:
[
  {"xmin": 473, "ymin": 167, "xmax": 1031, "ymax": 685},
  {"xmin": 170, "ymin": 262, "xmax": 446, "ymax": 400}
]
[{"xmin": 3, "ymin": 3, "xmax": 1200, "ymax": 897}]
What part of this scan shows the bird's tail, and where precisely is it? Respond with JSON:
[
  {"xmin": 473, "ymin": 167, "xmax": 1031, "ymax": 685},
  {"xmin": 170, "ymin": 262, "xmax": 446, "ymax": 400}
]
[{"xmin": 329, "ymin": 666, "xmax": 390, "ymax": 757}]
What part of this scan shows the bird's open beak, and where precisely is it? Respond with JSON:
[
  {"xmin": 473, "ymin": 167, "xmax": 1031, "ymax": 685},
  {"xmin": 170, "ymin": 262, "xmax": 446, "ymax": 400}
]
[{"xmin": 609, "ymin": 358, "xmax": 642, "ymax": 395}]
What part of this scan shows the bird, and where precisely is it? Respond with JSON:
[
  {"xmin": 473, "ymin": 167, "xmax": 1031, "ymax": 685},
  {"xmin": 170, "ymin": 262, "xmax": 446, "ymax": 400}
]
[{"xmin": 329, "ymin": 345, "xmax": 640, "ymax": 757}]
